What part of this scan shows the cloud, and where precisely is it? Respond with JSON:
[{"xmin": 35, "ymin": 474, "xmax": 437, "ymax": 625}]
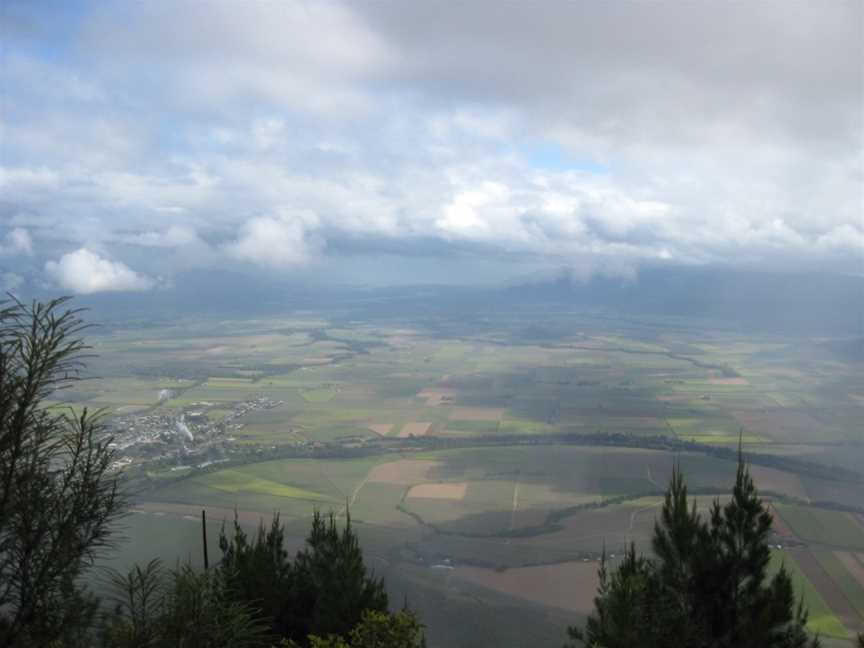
[
  {"xmin": 44, "ymin": 248, "xmax": 155, "ymax": 294},
  {"xmin": 122, "ymin": 225, "xmax": 202, "ymax": 248},
  {"xmin": 226, "ymin": 214, "xmax": 316, "ymax": 268},
  {"xmin": 0, "ymin": 228, "xmax": 33, "ymax": 256},
  {"xmin": 0, "ymin": 273, "xmax": 24, "ymax": 292},
  {"xmin": 0, "ymin": 1, "xmax": 860, "ymax": 286}
]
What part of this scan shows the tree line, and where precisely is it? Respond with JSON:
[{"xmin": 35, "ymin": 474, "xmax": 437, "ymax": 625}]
[{"xmin": 2, "ymin": 299, "xmax": 861, "ymax": 647}]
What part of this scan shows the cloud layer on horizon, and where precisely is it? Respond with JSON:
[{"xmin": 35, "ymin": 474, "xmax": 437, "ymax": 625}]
[{"xmin": 1, "ymin": 0, "xmax": 861, "ymax": 293}]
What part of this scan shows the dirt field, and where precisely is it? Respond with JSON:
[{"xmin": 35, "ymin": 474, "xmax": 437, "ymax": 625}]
[
  {"xmin": 398, "ymin": 421, "xmax": 432, "ymax": 438},
  {"xmin": 367, "ymin": 460, "xmax": 438, "ymax": 485},
  {"xmin": 407, "ymin": 482, "xmax": 468, "ymax": 500},
  {"xmin": 449, "ymin": 406, "xmax": 504, "ymax": 421},
  {"xmin": 788, "ymin": 547, "xmax": 861, "ymax": 633},
  {"xmin": 366, "ymin": 423, "xmax": 393, "ymax": 436},
  {"xmin": 750, "ymin": 466, "xmax": 808, "ymax": 500},
  {"xmin": 769, "ymin": 504, "xmax": 797, "ymax": 537},
  {"xmin": 453, "ymin": 561, "xmax": 600, "ymax": 613},
  {"xmin": 835, "ymin": 552, "xmax": 864, "ymax": 589}
]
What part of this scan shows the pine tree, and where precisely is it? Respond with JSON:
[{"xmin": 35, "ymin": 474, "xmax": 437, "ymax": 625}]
[
  {"xmin": 651, "ymin": 464, "xmax": 703, "ymax": 647},
  {"xmin": 218, "ymin": 512, "xmax": 293, "ymax": 635},
  {"xmin": 566, "ymin": 545, "xmax": 662, "ymax": 648},
  {"xmin": 288, "ymin": 511, "xmax": 388, "ymax": 641},
  {"xmin": 693, "ymin": 456, "xmax": 815, "ymax": 648},
  {"xmin": 567, "ymin": 456, "xmax": 819, "ymax": 648}
]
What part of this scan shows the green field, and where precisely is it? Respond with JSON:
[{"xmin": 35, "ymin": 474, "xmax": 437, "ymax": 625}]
[
  {"xmin": 770, "ymin": 550, "xmax": 851, "ymax": 639},
  {"xmin": 66, "ymin": 307, "xmax": 864, "ymax": 647},
  {"xmin": 776, "ymin": 505, "xmax": 864, "ymax": 551}
]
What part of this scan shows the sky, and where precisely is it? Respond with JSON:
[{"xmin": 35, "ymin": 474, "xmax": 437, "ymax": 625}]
[{"xmin": 0, "ymin": 0, "xmax": 862, "ymax": 295}]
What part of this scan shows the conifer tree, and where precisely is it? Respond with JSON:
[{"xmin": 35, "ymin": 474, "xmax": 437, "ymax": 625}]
[
  {"xmin": 288, "ymin": 511, "xmax": 388, "ymax": 641},
  {"xmin": 218, "ymin": 513, "xmax": 293, "ymax": 635},
  {"xmin": 567, "ymin": 456, "xmax": 819, "ymax": 648}
]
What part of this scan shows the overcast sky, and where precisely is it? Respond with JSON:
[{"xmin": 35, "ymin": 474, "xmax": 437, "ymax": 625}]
[{"xmin": 1, "ymin": 0, "xmax": 862, "ymax": 294}]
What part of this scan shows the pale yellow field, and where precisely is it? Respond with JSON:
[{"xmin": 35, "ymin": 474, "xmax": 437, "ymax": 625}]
[
  {"xmin": 366, "ymin": 423, "xmax": 394, "ymax": 436},
  {"xmin": 398, "ymin": 421, "xmax": 432, "ymax": 438},
  {"xmin": 407, "ymin": 482, "xmax": 468, "ymax": 500}
]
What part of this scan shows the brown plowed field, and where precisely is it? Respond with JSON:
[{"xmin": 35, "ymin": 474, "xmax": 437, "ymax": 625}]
[
  {"xmin": 835, "ymin": 551, "xmax": 864, "ymax": 589},
  {"xmin": 449, "ymin": 406, "xmax": 504, "ymax": 421},
  {"xmin": 366, "ymin": 423, "xmax": 393, "ymax": 436},
  {"xmin": 788, "ymin": 547, "xmax": 861, "ymax": 633},
  {"xmin": 769, "ymin": 504, "xmax": 796, "ymax": 537},
  {"xmin": 751, "ymin": 466, "xmax": 808, "ymax": 500},
  {"xmin": 398, "ymin": 422, "xmax": 432, "ymax": 438},
  {"xmin": 454, "ymin": 561, "xmax": 600, "ymax": 613}
]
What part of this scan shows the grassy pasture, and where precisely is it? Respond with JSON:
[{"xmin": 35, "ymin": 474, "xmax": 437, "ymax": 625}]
[
  {"xmin": 445, "ymin": 419, "xmax": 500, "ymax": 434},
  {"xmin": 300, "ymin": 385, "xmax": 339, "ymax": 402},
  {"xmin": 776, "ymin": 505, "xmax": 864, "ymax": 551},
  {"xmin": 813, "ymin": 551, "xmax": 864, "ymax": 621},
  {"xmin": 150, "ymin": 456, "xmax": 383, "ymax": 517},
  {"xmin": 772, "ymin": 549, "xmax": 853, "ymax": 639},
  {"xmin": 203, "ymin": 469, "xmax": 331, "ymax": 501}
]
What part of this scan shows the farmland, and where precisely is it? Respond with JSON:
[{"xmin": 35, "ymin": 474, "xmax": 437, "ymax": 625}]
[{"xmin": 71, "ymin": 305, "xmax": 864, "ymax": 647}]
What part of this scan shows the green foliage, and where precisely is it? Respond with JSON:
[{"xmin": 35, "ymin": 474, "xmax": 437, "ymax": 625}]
[
  {"xmin": 285, "ymin": 610, "xmax": 425, "ymax": 648},
  {"xmin": 100, "ymin": 558, "xmax": 271, "ymax": 648},
  {"xmin": 0, "ymin": 298, "xmax": 124, "ymax": 646},
  {"xmin": 567, "ymin": 456, "xmax": 820, "ymax": 648},
  {"xmin": 107, "ymin": 510, "xmax": 398, "ymax": 647},
  {"xmin": 282, "ymin": 510, "xmax": 388, "ymax": 641}
]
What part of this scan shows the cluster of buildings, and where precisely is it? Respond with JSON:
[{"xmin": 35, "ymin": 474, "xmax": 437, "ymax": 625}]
[{"xmin": 105, "ymin": 395, "xmax": 285, "ymax": 472}]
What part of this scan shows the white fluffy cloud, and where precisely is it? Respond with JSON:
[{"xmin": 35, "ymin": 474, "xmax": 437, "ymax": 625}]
[
  {"xmin": 44, "ymin": 248, "xmax": 154, "ymax": 294},
  {"xmin": 226, "ymin": 214, "xmax": 316, "ymax": 268}
]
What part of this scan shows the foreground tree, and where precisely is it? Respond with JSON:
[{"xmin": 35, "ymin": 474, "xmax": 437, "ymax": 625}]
[
  {"xmin": 219, "ymin": 510, "xmax": 389, "ymax": 644},
  {"xmin": 291, "ymin": 610, "xmax": 425, "ymax": 648},
  {"xmin": 567, "ymin": 457, "xmax": 819, "ymax": 648},
  {"xmin": 289, "ymin": 511, "xmax": 389, "ymax": 639},
  {"xmin": 108, "ymin": 510, "xmax": 403, "ymax": 647},
  {"xmin": 218, "ymin": 514, "xmax": 293, "ymax": 636},
  {"xmin": 101, "ymin": 559, "xmax": 271, "ymax": 648},
  {"xmin": 0, "ymin": 298, "xmax": 123, "ymax": 646}
]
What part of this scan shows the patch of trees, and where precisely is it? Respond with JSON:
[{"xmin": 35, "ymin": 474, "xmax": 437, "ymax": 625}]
[
  {"xmin": 101, "ymin": 512, "xmax": 423, "ymax": 647},
  {"xmin": 566, "ymin": 458, "xmax": 820, "ymax": 648}
]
